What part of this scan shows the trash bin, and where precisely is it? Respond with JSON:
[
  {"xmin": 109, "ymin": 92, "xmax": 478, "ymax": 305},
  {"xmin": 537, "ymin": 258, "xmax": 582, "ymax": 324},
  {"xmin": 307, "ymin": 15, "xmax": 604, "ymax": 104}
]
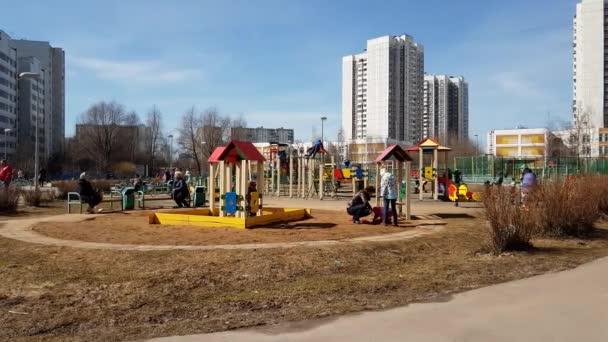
[
  {"xmin": 193, "ymin": 186, "xmax": 206, "ymax": 208},
  {"xmin": 121, "ymin": 187, "xmax": 136, "ymax": 210}
]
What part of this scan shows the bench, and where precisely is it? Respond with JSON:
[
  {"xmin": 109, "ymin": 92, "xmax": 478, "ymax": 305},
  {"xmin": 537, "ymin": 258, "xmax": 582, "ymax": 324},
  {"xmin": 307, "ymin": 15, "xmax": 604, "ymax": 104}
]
[{"xmin": 67, "ymin": 190, "xmax": 146, "ymax": 213}]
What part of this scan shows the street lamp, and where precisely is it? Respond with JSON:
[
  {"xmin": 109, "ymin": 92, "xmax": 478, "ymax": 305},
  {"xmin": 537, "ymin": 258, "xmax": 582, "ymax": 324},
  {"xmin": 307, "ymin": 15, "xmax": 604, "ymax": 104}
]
[
  {"xmin": 3, "ymin": 128, "xmax": 12, "ymax": 160},
  {"xmin": 474, "ymin": 134, "xmax": 479, "ymax": 155},
  {"xmin": 19, "ymin": 72, "xmax": 41, "ymax": 190},
  {"xmin": 168, "ymin": 134, "xmax": 174, "ymax": 169}
]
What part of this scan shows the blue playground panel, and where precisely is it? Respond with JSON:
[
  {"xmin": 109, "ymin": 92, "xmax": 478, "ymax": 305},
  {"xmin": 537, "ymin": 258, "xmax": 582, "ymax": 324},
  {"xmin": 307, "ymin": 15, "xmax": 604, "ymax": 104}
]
[{"xmin": 225, "ymin": 192, "xmax": 237, "ymax": 214}]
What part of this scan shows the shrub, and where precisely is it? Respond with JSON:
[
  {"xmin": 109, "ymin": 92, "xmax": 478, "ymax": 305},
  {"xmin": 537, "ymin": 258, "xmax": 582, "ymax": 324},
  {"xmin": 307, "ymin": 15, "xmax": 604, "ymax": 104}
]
[
  {"xmin": 483, "ymin": 186, "xmax": 534, "ymax": 253},
  {"xmin": 0, "ymin": 187, "xmax": 20, "ymax": 213},
  {"xmin": 527, "ymin": 176, "xmax": 601, "ymax": 237},
  {"xmin": 21, "ymin": 189, "xmax": 55, "ymax": 207},
  {"xmin": 52, "ymin": 180, "xmax": 78, "ymax": 199},
  {"xmin": 92, "ymin": 180, "xmax": 113, "ymax": 192}
]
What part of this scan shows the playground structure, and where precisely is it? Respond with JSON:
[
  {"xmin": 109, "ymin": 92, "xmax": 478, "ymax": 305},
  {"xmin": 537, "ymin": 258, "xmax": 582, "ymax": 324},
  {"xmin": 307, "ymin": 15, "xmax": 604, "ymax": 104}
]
[
  {"xmin": 149, "ymin": 141, "xmax": 311, "ymax": 229},
  {"xmin": 261, "ymin": 143, "xmax": 370, "ymax": 200},
  {"xmin": 406, "ymin": 139, "xmax": 451, "ymax": 201},
  {"xmin": 374, "ymin": 144, "xmax": 413, "ymax": 220}
]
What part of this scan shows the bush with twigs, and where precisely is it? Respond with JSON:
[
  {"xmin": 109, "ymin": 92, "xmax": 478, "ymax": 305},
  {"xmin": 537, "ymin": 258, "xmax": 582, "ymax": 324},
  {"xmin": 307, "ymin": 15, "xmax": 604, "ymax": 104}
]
[
  {"xmin": 21, "ymin": 189, "xmax": 56, "ymax": 207},
  {"xmin": 483, "ymin": 185, "xmax": 535, "ymax": 253},
  {"xmin": 0, "ymin": 187, "xmax": 20, "ymax": 213},
  {"xmin": 527, "ymin": 176, "xmax": 602, "ymax": 237}
]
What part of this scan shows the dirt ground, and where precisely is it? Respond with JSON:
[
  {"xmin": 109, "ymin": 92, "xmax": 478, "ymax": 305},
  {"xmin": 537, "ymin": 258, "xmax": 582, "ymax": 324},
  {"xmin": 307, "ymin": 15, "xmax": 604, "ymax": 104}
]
[
  {"xmin": 2, "ymin": 207, "xmax": 608, "ymax": 342},
  {"xmin": 32, "ymin": 210, "xmax": 412, "ymax": 246}
]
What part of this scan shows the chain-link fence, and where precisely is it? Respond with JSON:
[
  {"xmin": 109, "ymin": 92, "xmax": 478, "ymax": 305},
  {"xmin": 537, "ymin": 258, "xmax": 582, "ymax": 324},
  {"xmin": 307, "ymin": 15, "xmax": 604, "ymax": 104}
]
[{"xmin": 453, "ymin": 156, "xmax": 608, "ymax": 183}]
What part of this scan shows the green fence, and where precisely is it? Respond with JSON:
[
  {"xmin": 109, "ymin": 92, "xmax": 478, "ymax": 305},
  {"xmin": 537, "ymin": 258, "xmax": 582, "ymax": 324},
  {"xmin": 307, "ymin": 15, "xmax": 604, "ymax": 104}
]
[{"xmin": 453, "ymin": 156, "xmax": 608, "ymax": 182}]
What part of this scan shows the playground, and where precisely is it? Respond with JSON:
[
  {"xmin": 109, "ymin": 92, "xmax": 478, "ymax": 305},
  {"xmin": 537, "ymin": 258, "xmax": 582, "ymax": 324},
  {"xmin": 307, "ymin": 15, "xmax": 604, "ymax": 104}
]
[{"xmin": 2, "ymin": 140, "xmax": 608, "ymax": 341}]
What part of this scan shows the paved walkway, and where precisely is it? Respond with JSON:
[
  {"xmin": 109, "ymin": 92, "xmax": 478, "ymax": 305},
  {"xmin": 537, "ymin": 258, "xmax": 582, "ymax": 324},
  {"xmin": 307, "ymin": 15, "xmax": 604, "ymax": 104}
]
[
  {"xmin": 150, "ymin": 256, "xmax": 608, "ymax": 342},
  {"xmin": 0, "ymin": 214, "xmax": 444, "ymax": 251}
]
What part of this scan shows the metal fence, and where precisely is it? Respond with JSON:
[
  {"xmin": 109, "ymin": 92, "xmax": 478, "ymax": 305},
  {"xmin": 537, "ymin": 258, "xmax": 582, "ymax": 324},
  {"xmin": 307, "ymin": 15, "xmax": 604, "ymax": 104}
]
[{"xmin": 453, "ymin": 156, "xmax": 608, "ymax": 182}]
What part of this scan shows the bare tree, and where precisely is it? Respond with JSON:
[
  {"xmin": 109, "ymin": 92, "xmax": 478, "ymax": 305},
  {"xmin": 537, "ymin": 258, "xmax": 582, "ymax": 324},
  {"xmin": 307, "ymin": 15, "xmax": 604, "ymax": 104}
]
[
  {"xmin": 199, "ymin": 107, "xmax": 231, "ymax": 158},
  {"xmin": 145, "ymin": 106, "xmax": 163, "ymax": 175},
  {"xmin": 229, "ymin": 114, "xmax": 248, "ymax": 141},
  {"xmin": 77, "ymin": 101, "xmax": 130, "ymax": 171},
  {"xmin": 568, "ymin": 108, "xmax": 594, "ymax": 158},
  {"xmin": 178, "ymin": 107, "xmax": 204, "ymax": 175}
]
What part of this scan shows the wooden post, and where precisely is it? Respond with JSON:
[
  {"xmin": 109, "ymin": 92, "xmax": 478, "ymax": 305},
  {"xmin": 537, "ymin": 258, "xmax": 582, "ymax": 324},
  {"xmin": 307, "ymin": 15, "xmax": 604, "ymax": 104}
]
[
  {"xmin": 419, "ymin": 147, "xmax": 424, "ymax": 201},
  {"xmin": 352, "ymin": 176, "xmax": 356, "ymax": 196},
  {"xmin": 375, "ymin": 162, "xmax": 380, "ymax": 207},
  {"xmin": 308, "ymin": 159, "xmax": 314, "ymax": 199},
  {"xmin": 405, "ymin": 161, "xmax": 411, "ymax": 220},
  {"xmin": 257, "ymin": 162, "xmax": 264, "ymax": 216},
  {"xmin": 209, "ymin": 163, "xmax": 215, "ymax": 215},
  {"xmin": 433, "ymin": 148, "xmax": 439, "ymax": 201},
  {"xmin": 240, "ymin": 160, "xmax": 247, "ymax": 219},
  {"xmin": 319, "ymin": 160, "xmax": 324, "ymax": 200},
  {"xmin": 397, "ymin": 161, "xmax": 403, "ymax": 217},
  {"xmin": 330, "ymin": 155, "xmax": 336, "ymax": 198},
  {"xmin": 289, "ymin": 152, "xmax": 294, "ymax": 198},
  {"xmin": 219, "ymin": 161, "xmax": 225, "ymax": 217},
  {"xmin": 270, "ymin": 159, "xmax": 275, "ymax": 197},
  {"xmin": 276, "ymin": 157, "xmax": 281, "ymax": 197}
]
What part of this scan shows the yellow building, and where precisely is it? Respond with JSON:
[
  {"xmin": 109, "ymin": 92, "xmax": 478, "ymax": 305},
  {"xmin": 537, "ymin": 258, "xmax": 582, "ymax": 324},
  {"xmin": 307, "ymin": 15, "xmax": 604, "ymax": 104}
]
[{"xmin": 487, "ymin": 128, "xmax": 548, "ymax": 158}]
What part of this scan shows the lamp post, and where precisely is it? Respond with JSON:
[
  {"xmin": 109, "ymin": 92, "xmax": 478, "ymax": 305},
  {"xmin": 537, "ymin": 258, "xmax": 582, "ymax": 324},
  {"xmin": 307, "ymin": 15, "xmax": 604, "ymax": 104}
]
[
  {"xmin": 19, "ymin": 72, "xmax": 41, "ymax": 190},
  {"xmin": 3, "ymin": 128, "xmax": 12, "ymax": 160},
  {"xmin": 168, "ymin": 134, "xmax": 174, "ymax": 169}
]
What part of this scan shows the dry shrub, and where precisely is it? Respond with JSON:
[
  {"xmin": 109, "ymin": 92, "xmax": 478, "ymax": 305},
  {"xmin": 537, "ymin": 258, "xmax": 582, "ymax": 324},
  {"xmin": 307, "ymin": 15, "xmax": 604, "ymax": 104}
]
[
  {"xmin": 527, "ymin": 176, "xmax": 601, "ymax": 237},
  {"xmin": 592, "ymin": 175, "xmax": 608, "ymax": 215},
  {"xmin": 22, "ymin": 189, "xmax": 55, "ymax": 207},
  {"xmin": 483, "ymin": 186, "xmax": 534, "ymax": 253},
  {"xmin": 52, "ymin": 180, "xmax": 79, "ymax": 199},
  {"xmin": 0, "ymin": 187, "xmax": 20, "ymax": 213},
  {"xmin": 113, "ymin": 162, "xmax": 136, "ymax": 176},
  {"xmin": 92, "ymin": 180, "xmax": 112, "ymax": 192}
]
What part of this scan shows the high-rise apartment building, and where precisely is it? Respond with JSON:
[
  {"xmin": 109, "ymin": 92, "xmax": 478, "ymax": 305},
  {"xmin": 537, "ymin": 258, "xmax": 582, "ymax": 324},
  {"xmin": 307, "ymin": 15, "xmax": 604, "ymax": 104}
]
[
  {"xmin": 342, "ymin": 35, "xmax": 424, "ymax": 146},
  {"xmin": 11, "ymin": 38, "xmax": 65, "ymax": 160},
  {"xmin": 423, "ymin": 75, "xmax": 469, "ymax": 143},
  {"xmin": 231, "ymin": 126, "xmax": 294, "ymax": 144},
  {"xmin": 0, "ymin": 31, "xmax": 17, "ymax": 160},
  {"xmin": 573, "ymin": 0, "xmax": 608, "ymax": 128}
]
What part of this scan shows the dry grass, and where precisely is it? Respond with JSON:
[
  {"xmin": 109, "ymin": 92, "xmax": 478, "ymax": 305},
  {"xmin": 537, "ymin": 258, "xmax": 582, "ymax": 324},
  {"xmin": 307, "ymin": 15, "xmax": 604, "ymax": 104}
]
[
  {"xmin": 528, "ymin": 176, "xmax": 603, "ymax": 237},
  {"xmin": 0, "ymin": 188, "xmax": 20, "ymax": 213},
  {"xmin": 2, "ymin": 215, "xmax": 608, "ymax": 342},
  {"xmin": 483, "ymin": 186, "xmax": 534, "ymax": 253}
]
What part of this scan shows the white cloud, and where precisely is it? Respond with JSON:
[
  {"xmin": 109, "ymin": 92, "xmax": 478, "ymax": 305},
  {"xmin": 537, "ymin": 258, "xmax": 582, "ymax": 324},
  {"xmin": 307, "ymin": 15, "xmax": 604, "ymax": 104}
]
[{"xmin": 68, "ymin": 55, "xmax": 202, "ymax": 84}]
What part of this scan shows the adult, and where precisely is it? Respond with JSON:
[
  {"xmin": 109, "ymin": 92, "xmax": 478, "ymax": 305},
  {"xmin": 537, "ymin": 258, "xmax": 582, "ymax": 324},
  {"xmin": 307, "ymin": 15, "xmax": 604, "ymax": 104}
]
[
  {"xmin": 78, "ymin": 172, "xmax": 103, "ymax": 213},
  {"xmin": 132, "ymin": 173, "xmax": 143, "ymax": 191},
  {"xmin": 184, "ymin": 170, "xmax": 191, "ymax": 184},
  {"xmin": 380, "ymin": 168, "xmax": 399, "ymax": 226},
  {"xmin": 346, "ymin": 186, "xmax": 375, "ymax": 224},
  {"xmin": 172, "ymin": 171, "xmax": 190, "ymax": 208},
  {"xmin": 38, "ymin": 168, "xmax": 47, "ymax": 186},
  {"xmin": 520, "ymin": 167, "xmax": 537, "ymax": 205},
  {"xmin": 0, "ymin": 159, "xmax": 13, "ymax": 188}
]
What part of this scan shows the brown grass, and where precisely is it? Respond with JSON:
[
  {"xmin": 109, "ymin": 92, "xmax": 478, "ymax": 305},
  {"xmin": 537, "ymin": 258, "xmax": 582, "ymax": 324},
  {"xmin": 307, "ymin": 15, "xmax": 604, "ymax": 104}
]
[{"xmin": 2, "ymin": 214, "xmax": 608, "ymax": 341}]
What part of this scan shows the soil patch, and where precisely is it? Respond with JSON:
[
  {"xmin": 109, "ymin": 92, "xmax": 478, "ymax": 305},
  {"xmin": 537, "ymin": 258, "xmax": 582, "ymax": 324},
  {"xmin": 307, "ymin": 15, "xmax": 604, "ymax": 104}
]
[
  {"xmin": 32, "ymin": 210, "xmax": 409, "ymax": 246},
  {"xmin": 2, "ymin": 216, "xmax": 608, "ymax": 342}
]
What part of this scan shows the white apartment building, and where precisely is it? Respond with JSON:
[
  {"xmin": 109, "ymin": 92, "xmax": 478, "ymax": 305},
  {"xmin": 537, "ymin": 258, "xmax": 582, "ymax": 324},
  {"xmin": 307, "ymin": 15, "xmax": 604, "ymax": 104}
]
[
  {"xmin": 573, "ymin": 0, "xmax": 608, "ymax": 129},
  {"xmin": 11, "ymin": 38, "xmax": 65, "ymax": 159},
  {"xmin": 423, "ymin": 75, "xmax": 469, "ymax": 143},
  {"xmin": 342, "ymin": 35, "xmax": 424, "ymax": 146},
  {"xmin": 0, "ymin": 31, "xmax": 17, "ymax": 160}
]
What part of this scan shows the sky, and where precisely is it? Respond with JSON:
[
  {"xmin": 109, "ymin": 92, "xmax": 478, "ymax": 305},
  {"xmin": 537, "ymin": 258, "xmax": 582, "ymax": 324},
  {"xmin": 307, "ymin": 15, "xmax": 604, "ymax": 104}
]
[{"xmin": 2, "ymin": 0, "xmax": 579, "ymax": 145}]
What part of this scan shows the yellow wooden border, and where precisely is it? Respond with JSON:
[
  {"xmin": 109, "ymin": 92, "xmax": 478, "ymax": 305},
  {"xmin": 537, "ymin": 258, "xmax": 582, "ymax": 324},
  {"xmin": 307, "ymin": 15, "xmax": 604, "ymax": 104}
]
[{"xmin": 150, "ymin": 208, "xmax": 312, "ymax": 229}]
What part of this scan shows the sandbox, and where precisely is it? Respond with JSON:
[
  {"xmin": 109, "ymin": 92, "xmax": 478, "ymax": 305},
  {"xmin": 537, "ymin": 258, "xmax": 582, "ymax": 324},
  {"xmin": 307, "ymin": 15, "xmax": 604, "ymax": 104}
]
[
  {"xmin": 149, "ymin": 207, "xmax": 311, "ymax": 229},
  {"xmin": 32, "ymin": 210, "xmax": 410, "ymax": 246}
]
